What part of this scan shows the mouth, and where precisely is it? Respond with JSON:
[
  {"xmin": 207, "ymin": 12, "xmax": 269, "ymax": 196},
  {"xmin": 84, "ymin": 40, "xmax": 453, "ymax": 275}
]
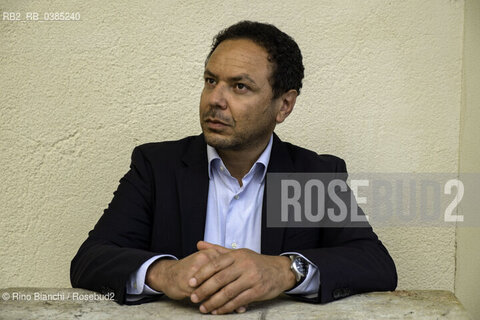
[{"xmin": 204, "ymin": 118, "xmax": 231, "ymax": 130}]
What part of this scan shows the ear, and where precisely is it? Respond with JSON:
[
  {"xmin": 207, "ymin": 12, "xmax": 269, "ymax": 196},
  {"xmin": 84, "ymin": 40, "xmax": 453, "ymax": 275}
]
[{"xmin": 275, "ymin": 89, "xmax": 297, "ymax": 124}]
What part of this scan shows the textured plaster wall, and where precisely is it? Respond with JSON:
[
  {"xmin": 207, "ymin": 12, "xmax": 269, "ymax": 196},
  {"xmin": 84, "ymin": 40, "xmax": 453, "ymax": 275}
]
[
  {"xmin": 456, "ymin": 0, "xmax": 480, "ymax": 318},
  {"xmin": 0, "ymin": 0, "xmax": 465, "ymax": 299}
]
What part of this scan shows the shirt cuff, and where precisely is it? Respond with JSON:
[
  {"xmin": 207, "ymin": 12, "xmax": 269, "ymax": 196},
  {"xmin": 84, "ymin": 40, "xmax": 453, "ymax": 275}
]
[
  {"xmin": 125, "ymin": 254, "xmax": 177, "ymax": 300},
  {"xmin": 281, "ymin": 252, "xmax": 320, "ymax": 299}
]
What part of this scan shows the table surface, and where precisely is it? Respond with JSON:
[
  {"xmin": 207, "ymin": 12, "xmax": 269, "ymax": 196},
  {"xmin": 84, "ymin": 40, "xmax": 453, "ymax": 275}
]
[{"xmin": 0, "ymin": 288, "xmax": 471, "ymax": 320}]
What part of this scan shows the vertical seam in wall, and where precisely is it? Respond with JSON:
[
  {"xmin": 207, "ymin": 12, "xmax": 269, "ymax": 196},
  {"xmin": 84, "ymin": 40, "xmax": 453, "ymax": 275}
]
[{"xmin": 454, "ymin": 0, "xmax": 468, "ymax": 296}]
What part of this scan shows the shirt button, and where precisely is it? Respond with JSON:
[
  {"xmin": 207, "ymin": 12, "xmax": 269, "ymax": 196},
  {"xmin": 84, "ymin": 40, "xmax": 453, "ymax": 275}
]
[
  {"xmin": 231, "ymin": 242, "xmax": 237, "ymax": 249},
  {"xmin": 234, "ymin": 195, "xmax": 239, "ymax": 200}
]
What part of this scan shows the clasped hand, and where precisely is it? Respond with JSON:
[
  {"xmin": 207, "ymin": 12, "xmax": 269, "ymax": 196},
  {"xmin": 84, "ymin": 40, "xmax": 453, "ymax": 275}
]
[{"xmin": 146, "ymin": 241, "xmax": 295, "ymax": 315}]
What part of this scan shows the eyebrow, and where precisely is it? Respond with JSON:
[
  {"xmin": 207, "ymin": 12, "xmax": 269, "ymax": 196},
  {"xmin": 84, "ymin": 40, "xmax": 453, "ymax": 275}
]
[{"xmin": 204, "ymin": 69, "xmax": 258, "ymax": 86}]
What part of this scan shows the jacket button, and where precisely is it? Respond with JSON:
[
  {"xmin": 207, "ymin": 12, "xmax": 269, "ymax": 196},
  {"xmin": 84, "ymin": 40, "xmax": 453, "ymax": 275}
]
[
  {"xmin": 332, "ymin": 288, "xmax": 351, "ymax": 299},
  {"xmin": 332, "ymin": 289, "xmax": 342, "ymax": 299}
]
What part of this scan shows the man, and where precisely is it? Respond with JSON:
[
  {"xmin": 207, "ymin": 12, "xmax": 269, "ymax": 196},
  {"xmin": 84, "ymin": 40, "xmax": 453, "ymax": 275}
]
[{"xmin": 71, "ymin": 21, "xmax": 397, "ymax": 315}]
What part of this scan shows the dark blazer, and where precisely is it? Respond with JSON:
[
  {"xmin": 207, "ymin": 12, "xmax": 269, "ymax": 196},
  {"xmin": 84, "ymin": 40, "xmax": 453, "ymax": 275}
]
[{"xmin": 71, "ymin": 133, "xmax": 397, "ymax": 304}]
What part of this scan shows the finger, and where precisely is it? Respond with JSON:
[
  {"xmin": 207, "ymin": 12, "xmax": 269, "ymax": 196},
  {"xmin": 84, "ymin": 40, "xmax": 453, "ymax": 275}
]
[
  {"xmin": 197, "ymin": 241, "xmax": 230, "ymax": 254},
  {"xmin": 191, "ymin": 259, "xmax": 238, "ymax": 303},
  {"xmin": 198, "ymin": 277, "xmax": 250, "ymax": 313},
  {"xmin": 235, "ymin": 305, "xmax": 247, "ymax": 313},
  {"xmin": 188, "ymin": 248, "xmax": 222, "ymax": 275},
  {"xmin": 189, "ymin": 251, "xmax": 234, "ymax": 288},
  {"xmin": 211, "ymin": 289, "xmax": 254, "ymax": 315}
]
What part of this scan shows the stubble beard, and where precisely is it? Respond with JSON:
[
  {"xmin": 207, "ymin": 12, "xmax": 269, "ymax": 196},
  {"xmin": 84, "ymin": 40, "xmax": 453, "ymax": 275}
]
[
  {"xmin": 202, "ymin": 120, "xmax": 274, "ymax": 152},
  {"xmin": 200, "ymin": 103, "xmax": 277, "ymax": 152}
]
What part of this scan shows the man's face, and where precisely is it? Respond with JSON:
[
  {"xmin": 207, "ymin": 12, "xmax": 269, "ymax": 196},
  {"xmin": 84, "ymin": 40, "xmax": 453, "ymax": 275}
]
[{"xmin": 199, "ymin": 38, "xmax": 282, "ymax": 151}]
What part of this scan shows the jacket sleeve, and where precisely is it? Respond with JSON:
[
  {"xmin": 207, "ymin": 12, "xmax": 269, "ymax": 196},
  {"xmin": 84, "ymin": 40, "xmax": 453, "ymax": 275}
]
[
  {"xmin": 70, "ymin": 146, "xmax": 162, "ymax": 305},
  {"xmin": 293, "ymin": 158, "xmax": 397, "ymax": 303}
]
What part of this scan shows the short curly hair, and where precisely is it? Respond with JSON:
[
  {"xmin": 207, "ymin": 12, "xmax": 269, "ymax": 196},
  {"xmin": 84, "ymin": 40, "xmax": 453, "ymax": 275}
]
[{"xmin": 206, "ymin": 21, "xmax": 304, "ymax": 98}]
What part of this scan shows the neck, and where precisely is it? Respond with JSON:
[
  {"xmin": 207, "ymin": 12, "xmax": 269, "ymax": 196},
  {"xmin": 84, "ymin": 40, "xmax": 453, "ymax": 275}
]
[{"xmin": 217, "ymin": 135, "xmax": 271, "ymax": 186}]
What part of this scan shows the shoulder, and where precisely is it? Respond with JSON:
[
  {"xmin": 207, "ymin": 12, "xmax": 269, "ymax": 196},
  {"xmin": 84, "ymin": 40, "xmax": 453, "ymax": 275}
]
[
  {"xmin": 280, "ymin": 140, "xmax": 347, "ymax": 173},
  {"xmin": 135, "ymin": 135, "xmax": 199, "ymax": 155},
  {"xmin": 130, "ymin": 135, "xmax": 204, "ymax": 166}
]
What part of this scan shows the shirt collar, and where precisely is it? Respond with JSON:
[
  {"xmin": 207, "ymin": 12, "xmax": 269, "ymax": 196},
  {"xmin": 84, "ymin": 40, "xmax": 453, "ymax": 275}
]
[{"xmin": 207, "ymin": 135, "xmax": 273, "ymax": 181}]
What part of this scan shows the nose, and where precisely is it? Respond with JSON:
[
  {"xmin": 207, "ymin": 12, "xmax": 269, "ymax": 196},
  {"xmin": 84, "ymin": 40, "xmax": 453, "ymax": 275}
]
[{"xmin": 207, "ymin": 83, "xmax": 228, "ymax": 109}]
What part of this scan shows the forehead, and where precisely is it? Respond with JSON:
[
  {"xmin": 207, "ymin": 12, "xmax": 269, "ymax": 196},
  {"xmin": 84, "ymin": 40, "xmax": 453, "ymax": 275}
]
[{"xmin": 206, "ymin": 39, "xmax": 272, "ymax": 83}]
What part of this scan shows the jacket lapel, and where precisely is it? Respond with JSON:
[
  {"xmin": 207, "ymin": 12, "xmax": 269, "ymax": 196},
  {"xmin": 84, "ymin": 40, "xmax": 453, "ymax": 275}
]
[
  {"xmin": 261, "ymin": 133, "xmax": 295, "ymax": 255},
  {"xmin": 177, "ymin": 134, "xmax": 209, "ymax": 257}
]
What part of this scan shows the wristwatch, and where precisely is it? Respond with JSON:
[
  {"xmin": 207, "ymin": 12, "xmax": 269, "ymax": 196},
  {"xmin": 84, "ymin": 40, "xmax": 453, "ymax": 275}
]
[{"xmin": 288, "ymin": 254, "xmax": 308, "ymax": 285}]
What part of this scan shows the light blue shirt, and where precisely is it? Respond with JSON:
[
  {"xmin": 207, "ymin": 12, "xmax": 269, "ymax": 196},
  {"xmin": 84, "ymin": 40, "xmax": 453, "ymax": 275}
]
[
  {"xmin": 126, "ymin": 135, "xmax": 320, "ymax": 301},
  {"xmin": 203, "ymin": 138, "xmax": 268, "ymax": 253}
]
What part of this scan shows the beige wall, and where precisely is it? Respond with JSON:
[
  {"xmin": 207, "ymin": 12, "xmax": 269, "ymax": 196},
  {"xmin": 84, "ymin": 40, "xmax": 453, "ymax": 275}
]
[
  {"xmin": 456, "ymin": 0, "xmax": 480, "ymax": 319},
  {"xmin": 0, "ymin": 0, "xmax": 474, "ymax": 316}
]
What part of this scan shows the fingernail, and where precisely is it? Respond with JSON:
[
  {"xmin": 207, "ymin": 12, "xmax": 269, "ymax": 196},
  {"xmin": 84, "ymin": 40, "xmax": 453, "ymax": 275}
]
[
  {"xmin": 212, "ymin": 310, "xmax": 217, "ymax": 315},
  {"xmin": 191, "ymin": 294, "xmax": 199, "ymax": 303},
  {"xmin": 199, "ymin": 305, "xmax": 207, "ymax": 313},
  {"xmin": 237, "ymin": 306, "xmax": 246, "ymax": 313},
  {"xmin": 189, "ymin": 278, "xmax": 197, "ymax": 287}
]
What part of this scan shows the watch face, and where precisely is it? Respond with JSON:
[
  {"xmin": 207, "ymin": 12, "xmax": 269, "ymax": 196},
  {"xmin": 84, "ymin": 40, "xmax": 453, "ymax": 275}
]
[{"xmin": 294, "ymin": 257, "xmax": 307, "ymax": 277}]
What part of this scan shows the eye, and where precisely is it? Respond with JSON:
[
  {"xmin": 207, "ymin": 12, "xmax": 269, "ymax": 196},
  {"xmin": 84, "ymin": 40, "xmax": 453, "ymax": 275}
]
[
  {"xmin": 205, "ymin": 78, "xmax": 216, "ymax": 86},
  {"xmin": 234, "ymin": 83, "xmax": 249, "ymax": 92}
]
